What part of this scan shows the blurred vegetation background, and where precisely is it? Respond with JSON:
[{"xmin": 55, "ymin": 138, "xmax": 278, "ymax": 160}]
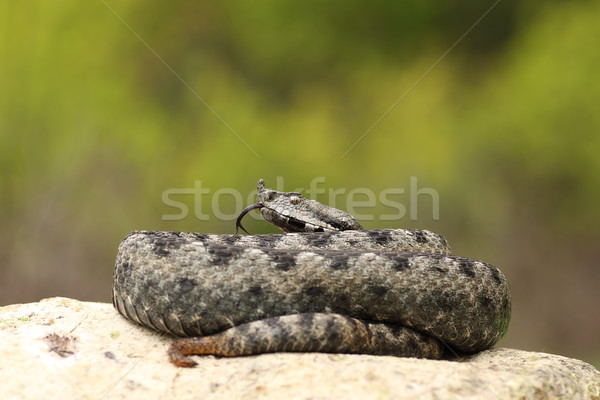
[{"xmin": 1, "ymin": 1, "xmax": 599, "ymax": 366}]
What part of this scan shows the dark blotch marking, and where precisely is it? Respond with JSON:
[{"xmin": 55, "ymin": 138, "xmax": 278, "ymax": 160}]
[
  {"xmin": 413, "ymin": 230, "xmax": 428, "ymax": 243},
  {"xmin": 239, "ymin": 322, "xmax": 253, "ymax": 335},
  {"xmin": 306, "ymin": 231, "xmax": 333, "ymax": 247},
  {"xmin": 331, "ymin": 293, "xmax": 351, "ymax": 311},
  {"xmin": 287, "ymin": 217, "xmax": 306, "ymax": 230},
  {"xmin": 224, "ymin": 234, "xmax": 243, "ymax": 245},
  {"xmin": 392, "ymin": 256, "xmax": 410, "ymax": 271},
  {"xmin": 479, "ymin": 294, "xmax": 492, "ymax": 308},
  {"xmin": 271, "ymin": 253, "xmax": 297, "ymax": 271},
  {"xmin": 185, "ymin": 233, "xmax": 212, "ymax": 247},
  {"xmin": 266, "ymin": 315, "xmax": 286, "ymax": 331},
  {"xmin": 428, "ymin": 253, "xmax": 446, "ymax": 260},
  {"xmin": 212, "ymin": 323, "xmax": 244, "ymax": 350},
  {"xmin": 299, "ymin": 312, "xmax": 317, "ymax": 327},
  {"xmin": 151, "ymin": 233, "xmax": 187, "ymax": 257},
  {"xmin": 318, "ymin": 214, "xmax": 348, "ymax": 231},
  {"xmin": 314, "ymin": 227, "xmax": 325, "ymax": 232},
  {"xmin": 153, "ymin": 240, "xmax": 170, "ymax": 256},
  {"xmin": 435, "ymin": 293, "xmax": 454, "ymax": 313},
  {"xmin": 267, "ymin": 315, "xmax": 293, "ymax": 344},
  {"xmin": 435, "ymin": 267, "xmax": 446, "ymax": 273},
  {"xmin": 207, "ymin": 244, "xmax": 245, "ymax": 266},
  {"xmin": 324, "ymin": 319, "xmax": 344, "ymax": 346},
  {"xmin": 485, "ymin": 263, "xmax": 502, "ymax": 285},
  {"xmin": 367, "ymin": 230, "xmax": 392, "ymax": 245},
  {"xmin": 459, "ymin": 260, "xmax": 476, "ymax": 278},
  {"xmin": 371, "ymin": 286, "xmax": 388, "ymax": 296},
  {"xmin": 326, "ymin": 316, "xmax": 338, "ymax": 331},
  {"xmin": 405, "ymin": 334, "xmax": 417, "ymax": 350},
  {"xmin": 305, "ymin": 286, "xmax": 322, "ymax": 296},
  {"xmin": 121, "ymin": 261, "xmax": 130, "ymax": 271},
  {"xmin": 177, "ymin": 277, "xmax": 196, "ymax": 292},
  {"xmin": 248, "ymin": 285, "xmax": 263, "ymax": 296},
  {"xmin": 329, "ymin": 255, "xmax": 349, "ymax": 270},
  {"xmin": 439, "ymin": 235, "xmax": 448, "ymax": 247},
  {"xmin": 227, "ymin": 336, "xmax": 238, "ymax": 353}
]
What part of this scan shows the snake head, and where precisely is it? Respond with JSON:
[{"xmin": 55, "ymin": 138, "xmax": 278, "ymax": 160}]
[{"xmin": 249, "ymin": 179, "xmax": 363, "ymax": 233}]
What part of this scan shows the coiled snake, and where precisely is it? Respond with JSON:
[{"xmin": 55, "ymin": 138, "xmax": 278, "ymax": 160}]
[{"xmin": 112, "ymin": 179, "xmax": 511, "ymax": 367}]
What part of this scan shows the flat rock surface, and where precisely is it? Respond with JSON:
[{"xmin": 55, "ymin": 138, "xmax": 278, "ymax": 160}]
[{"xmin": 1, "ymin": 297, "xmax": 598, "ymax": 399}]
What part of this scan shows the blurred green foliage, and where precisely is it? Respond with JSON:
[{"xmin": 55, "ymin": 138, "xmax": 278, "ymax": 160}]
[{"xmin": 1, "ymin": 1, "xmax": 599, "ymax": 365}]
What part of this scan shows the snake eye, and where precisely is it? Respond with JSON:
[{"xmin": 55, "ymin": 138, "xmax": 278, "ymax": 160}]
[
  {"xmin": 290, "ymin": 195, "xmax": 301, "ymax": 205},
  {"xmin": 266, "ymin": 192, "xmax": 276, "ymax": 201}
]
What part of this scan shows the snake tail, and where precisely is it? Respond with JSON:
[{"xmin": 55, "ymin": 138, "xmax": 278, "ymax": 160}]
[{"xmin": 168, "ymin": 313, "xmax": 445, "ymax": 367}]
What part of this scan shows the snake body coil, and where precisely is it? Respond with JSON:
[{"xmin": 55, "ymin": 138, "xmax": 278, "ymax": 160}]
[{"xmin": 112, "ymin": 180, "xmax": 511, "ymax": 367}]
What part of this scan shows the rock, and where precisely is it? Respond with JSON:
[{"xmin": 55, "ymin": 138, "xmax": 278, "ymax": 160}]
[{"xmin": 0, "ymin": 297, "xmax": 598, "ymax": 399}]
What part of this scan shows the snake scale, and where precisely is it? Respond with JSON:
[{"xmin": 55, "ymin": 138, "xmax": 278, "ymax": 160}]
[{"xmin": 112, "ymin": 179, "xmax": 511, "ymax": 367}]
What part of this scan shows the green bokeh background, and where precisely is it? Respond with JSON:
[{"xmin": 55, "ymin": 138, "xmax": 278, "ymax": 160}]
[{"xmin": 1, "ymin": 1, "xmax": 599, "ymax": 366}]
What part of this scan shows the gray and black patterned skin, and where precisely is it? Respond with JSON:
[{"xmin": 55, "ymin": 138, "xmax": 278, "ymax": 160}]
[
  {"xmin": 255, "ymin": 179, "xmax": 364, "ymax": 232},
  {"xmin": 112, "ymin": 180, "xmax": 511, "ymax": 367}
]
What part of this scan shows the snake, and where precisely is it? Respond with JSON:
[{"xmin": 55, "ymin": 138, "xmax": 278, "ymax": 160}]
[{"xmin": 112, "ymin": 179, "xmax": 511, "ymax": 367}]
